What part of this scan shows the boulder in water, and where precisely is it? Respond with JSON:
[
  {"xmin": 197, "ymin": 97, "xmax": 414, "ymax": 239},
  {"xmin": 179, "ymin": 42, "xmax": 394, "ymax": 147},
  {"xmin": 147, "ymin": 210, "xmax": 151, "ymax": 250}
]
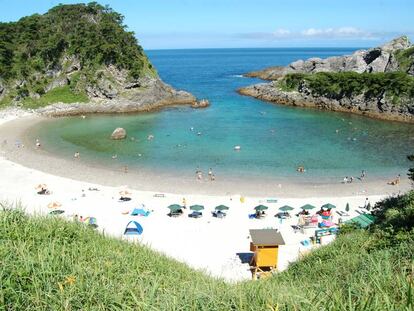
[{"xmin": 111, "ymin": 127, "xmax": 127, "ymax": 140}]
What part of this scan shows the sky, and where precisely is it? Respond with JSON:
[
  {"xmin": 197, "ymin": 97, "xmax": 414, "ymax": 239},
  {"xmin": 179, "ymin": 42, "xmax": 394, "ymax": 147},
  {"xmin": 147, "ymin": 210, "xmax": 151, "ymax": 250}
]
[{"xmin": 0, "ymin": 0, "xmax": 413, "ymax": 49}]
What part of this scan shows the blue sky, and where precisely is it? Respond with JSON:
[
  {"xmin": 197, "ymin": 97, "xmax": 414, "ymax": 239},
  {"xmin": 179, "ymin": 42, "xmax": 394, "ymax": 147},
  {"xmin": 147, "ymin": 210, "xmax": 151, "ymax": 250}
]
[{"xmin": 0, "ymin": 0, "xmax": 413, "ymax": 49}]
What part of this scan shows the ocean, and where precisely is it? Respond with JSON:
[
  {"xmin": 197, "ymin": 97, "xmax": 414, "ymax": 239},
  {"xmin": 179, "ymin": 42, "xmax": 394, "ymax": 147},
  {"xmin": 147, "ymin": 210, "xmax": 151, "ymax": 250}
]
[{"xmin": 30, "ymin": 48, "xmax": 414, "ymax": 182}]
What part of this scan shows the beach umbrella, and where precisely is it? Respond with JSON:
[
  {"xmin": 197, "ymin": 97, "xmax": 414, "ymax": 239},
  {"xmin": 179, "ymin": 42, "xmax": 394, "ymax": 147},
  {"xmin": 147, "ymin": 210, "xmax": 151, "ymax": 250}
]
[
  {"xmin": 190, "ymin": 205, "xmax": 204, "ymax": 211},
  {"xmin": 167, "ymin": 204, "xmax": 183, "ymax": 212},
  {"xmin": 321, "ymin": 203, "xmax": 336, "ymax": 209},
  {"xmin": 47, "ymin": 202, "xmax": 62, "ymax": 209},
  {"xmin": 49, "ymin": 209, "xmax": 64, "ymax": 215},
  {"xmin": 215, "ymin": 205, "xmax": 230, "ymax": 211},
  {"xmin": 279, "ymin": 205, "xmax": 294, "ymax": 212},
  {"xmin": 119, "ymin": 190, "xmax": 132, "ymax": 196},
  {"xmin": 254, "ymin": 205, "xmax": 269, "ymax": 211},
  {"xmin": 35, "ymin": 183, "xmax": 47, "ymax": 190},
  {"xmin": 300, "ymin": 204, "xmax": 316, "ymax": 210}
]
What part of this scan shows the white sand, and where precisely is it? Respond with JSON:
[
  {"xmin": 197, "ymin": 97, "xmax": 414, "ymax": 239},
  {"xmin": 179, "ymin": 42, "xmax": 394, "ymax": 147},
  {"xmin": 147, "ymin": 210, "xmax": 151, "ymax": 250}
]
[{"xmin": 0, "ymin": 111, "xmax": 407, "ymax": 282}]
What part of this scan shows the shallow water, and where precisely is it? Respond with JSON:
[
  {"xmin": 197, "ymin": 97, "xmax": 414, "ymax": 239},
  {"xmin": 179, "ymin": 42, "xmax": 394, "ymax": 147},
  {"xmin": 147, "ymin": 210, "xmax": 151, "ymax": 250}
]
[{"xmin": 31, "ymin": 48, "xmax": 414, "ymax": 181}]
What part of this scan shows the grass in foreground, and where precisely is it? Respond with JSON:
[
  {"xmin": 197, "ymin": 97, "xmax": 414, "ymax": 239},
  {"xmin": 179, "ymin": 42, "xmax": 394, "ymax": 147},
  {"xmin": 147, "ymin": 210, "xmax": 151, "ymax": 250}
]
[{"xmin": 0, "ymin": 191, "xmax": 413, "ymax": 310}]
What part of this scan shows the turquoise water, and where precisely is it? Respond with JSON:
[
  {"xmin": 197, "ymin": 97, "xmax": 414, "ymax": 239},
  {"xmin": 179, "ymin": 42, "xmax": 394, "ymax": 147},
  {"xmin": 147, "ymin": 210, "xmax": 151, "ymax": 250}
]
[{"xmin": 32, "ymin": 48, "xmax": 414, "ymax": 181}]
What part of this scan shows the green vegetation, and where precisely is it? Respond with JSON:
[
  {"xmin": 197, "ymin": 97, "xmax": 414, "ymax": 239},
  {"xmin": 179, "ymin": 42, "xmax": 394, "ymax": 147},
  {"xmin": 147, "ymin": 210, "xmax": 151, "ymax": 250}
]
[
  {"xmin": 277, "ymin": 71, "xmax": 414, "ymax": 104},
  {"xmin": 395, "ymin": 46, "xmax": 414, "ymax": 72},
  {"xmin": 21, "ymin": 85, "xmax": 88, "ymax": 109},
  {"xmin": 0, "ymin": 2, "xmax": 155, "ymax": 106},
  {"xmin": 1, "ymin": 189, "xmax": 413, "ymax": 310}
]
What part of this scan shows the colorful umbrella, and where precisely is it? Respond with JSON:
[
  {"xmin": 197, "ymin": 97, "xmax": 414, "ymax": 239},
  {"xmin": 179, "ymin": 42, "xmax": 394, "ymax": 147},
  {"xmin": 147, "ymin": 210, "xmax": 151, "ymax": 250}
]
[
  {"xmin": 215, "ymin": 205, "xmax": 230, "ymax": 211},
  {"xmin": 190, "ymin": 205, "xmax": 204, "ymax": 211},
  {"xmin": 279, "ymin": 205, "xmax": 294, "ymax": 212},
  {"xmin": 254, "ymin": 205, "xmax": 269, "ymax": 211},
  {"xmin": 167, "ymin": 204, "xmax": 183, "ymax": 212},
  {"xmin": 321, "ymin": 203, "xmax": 336, "ymax": 209},
  {"xmin": 47, "ymin": 202, "xmax": 62, "ymax": 209},
  {"xmin": 300, "ymin": 204, "xmax": 316, "ymax": 210}
]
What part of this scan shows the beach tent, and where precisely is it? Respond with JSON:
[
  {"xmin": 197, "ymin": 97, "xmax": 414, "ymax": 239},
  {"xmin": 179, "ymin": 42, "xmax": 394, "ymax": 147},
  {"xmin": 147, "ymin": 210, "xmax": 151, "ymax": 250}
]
[
  {"xmin": 300, "ymin": 204, "xmax": 316, "ymax": 210},
  {"xmin": 321, "ymin": 203, "xmax": 336, "ymax": 209},
  {"xmin": 279, "ymin": 205, "xmax": 294, "ymax": 212},
  {"xmin": 131, "ymin": 208, "xmax": 150, "ymax": 217},
  {"xmin": 84, "ymin": 217, "xmax": 98, "ymax": 228},
  {"xmin": 254, "ymin": 205, "xmax": 269, "ymax": 211},
  {"xmin": 124, "ymin": 221, "xmax": 143, "ymax": 235},
  {"xmin": 190, "ymin": 205, "xmax": 204, "ymax": 211},
  {"xmin": 345, "ymin": 214, "xmax": 376, "ymax": 228}
]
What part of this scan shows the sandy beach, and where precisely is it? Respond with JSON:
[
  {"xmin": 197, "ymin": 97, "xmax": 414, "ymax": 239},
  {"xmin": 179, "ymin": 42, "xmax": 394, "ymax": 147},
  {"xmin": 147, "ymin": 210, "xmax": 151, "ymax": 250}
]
[{"xmin": 0, "ymin": 110, "xmax": 411, "ymax": 281}]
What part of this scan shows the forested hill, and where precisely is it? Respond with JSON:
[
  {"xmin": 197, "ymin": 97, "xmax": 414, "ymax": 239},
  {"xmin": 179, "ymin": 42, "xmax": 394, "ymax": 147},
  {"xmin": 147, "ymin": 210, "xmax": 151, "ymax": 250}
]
[{"xmin": 0, "ymin": 3, "xmax": 195, "ymax": 111}]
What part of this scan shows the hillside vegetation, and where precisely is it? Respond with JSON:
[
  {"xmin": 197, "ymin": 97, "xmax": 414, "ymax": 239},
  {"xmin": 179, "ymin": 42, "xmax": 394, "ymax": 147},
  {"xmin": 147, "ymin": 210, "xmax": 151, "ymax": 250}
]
[
  {"xmin": 1, "ymin": 190, "xmax": 413, "ymax": 310},
  {"xmin": 278, "ymin": 71, "xmax": 414, "ymax": 105},
  {"xmin": 0, "ymin": 3, "xmax": 156, "ymax": 108}
]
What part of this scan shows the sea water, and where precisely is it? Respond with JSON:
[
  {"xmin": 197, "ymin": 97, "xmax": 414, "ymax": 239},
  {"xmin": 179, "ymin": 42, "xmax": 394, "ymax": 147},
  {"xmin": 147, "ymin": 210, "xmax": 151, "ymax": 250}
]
[{"xmin": 31, "ymin": 48, "xmax": 414, "ymax": 182}]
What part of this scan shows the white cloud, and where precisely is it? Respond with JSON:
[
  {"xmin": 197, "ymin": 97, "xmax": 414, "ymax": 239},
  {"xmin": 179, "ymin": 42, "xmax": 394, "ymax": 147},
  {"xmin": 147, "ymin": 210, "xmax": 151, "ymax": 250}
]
[
  {"xmin": 300, "ymin": 27, "xmax": 371, "ymax": 38},
  {"xmin": 234, "ymin": 26, "xmax": 384, "ymax": 42},
  {"xmin": 272, "ymin": 28, "xmax": 291, "ymax": 37}
]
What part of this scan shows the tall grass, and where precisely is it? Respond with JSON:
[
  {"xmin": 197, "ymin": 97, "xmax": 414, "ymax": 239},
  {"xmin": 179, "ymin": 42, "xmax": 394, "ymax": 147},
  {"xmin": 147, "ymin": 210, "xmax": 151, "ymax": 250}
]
[{"xmin": 0, "ymin": 203, "xmax": 413, "ymax": 310}]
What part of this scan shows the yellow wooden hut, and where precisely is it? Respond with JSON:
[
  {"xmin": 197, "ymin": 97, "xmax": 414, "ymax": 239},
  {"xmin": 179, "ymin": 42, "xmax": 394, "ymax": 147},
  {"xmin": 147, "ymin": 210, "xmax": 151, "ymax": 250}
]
[{"xmin": 249, "ymin": 229, "xmax": 285, "ymax": 279}]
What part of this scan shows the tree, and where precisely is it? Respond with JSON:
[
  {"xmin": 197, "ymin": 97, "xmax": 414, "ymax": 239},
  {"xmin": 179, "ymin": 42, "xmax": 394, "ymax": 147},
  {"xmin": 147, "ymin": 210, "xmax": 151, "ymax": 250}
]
[{"xmin": 408, "ymin": 154, "xmax": 414, "ymax": 185}]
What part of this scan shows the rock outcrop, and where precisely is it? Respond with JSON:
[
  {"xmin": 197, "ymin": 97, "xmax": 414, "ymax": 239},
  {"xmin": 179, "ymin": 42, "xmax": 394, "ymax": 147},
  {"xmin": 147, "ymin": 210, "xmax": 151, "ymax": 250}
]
[
  {"xmin": 245, "ymin": 36, "xmax": 413, "ymax": 80},
  {"xmin": 111, "ymin": 128, "xmax": 127, "ymax": 140},
  {"xmin": 239, "ymin": 36, "xmax": 414, "ymax": 123},
  {"xmin": 239, "ymin": 82, "xmax": 414, "ymax": 123},
  {"xmin": 0, "ymin": 3, "xmax": 207, "ymax": 116}
]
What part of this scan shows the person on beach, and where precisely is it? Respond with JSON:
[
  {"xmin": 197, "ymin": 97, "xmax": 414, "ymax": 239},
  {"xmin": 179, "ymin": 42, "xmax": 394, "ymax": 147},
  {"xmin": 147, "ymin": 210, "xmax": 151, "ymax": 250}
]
[
  {"xmin": 74, "ymin": 152, "xmax": 80, "ymax": 159},
  {"xmin": 211, "ymin": 174, "xmax": 215, "ymax": 181},
  {"xmin": 123, "ymin": 166, "xmax": 128, "ymax": 174},
  {"xmin": 208, "ymin": 168, "xmax": 213, "ymax": 180},
  {"xmin": 361, "ymin": 170, "xmax": 366, "ymax": 180},
  {"xmin": 349, "ymin": 176, "xmax": 354, "ymax": 183},
  {"xmin": 343, "ymin": 176, "xmax": 348, "ymax": 184},
  {"xmin": 35, "ymin": 138, "xmax": 41, "ymax": 148}
]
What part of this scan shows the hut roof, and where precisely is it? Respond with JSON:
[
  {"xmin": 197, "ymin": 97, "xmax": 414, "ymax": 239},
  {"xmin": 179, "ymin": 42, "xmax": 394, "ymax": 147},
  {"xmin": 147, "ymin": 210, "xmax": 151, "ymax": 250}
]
[{"xmin": 249, "ymin": 229, "xmax": 285, "ymax": 246}]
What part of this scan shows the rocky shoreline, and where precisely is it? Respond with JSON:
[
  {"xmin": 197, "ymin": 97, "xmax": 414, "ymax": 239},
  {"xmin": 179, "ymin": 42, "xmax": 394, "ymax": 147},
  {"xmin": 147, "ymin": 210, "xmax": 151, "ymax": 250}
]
[
  {"xmin": 238, "ymin": 83, "xmax": 414, "ymax": 123},
  {"xmin": 6, "ymin": 78, "xmax": 208, "ymax": 118},
  {"xmin": 239, "ymin": 36, "xmax": 414, "ymax": 123}
]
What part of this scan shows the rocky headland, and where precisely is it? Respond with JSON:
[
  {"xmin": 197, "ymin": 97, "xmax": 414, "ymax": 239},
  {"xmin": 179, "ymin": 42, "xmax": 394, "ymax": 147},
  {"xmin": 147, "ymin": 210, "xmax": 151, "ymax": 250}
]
[
  {"xmin": 0, "ymin": 3, "xmax": 207, "ymax": 117},
  {"xmin": 239, "ymin": 36, "xmax": 414, "ymax": 122}
]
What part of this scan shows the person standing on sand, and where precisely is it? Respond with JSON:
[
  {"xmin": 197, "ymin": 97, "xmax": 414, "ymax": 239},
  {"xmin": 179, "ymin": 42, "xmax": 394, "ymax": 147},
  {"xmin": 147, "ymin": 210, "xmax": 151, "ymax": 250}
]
[
  {"xmin": 361, "ymin": 170, "xmax": 366, "ymax": 180},
  {"xmin": 74, "ymin": 152, "xmax": 80, "ymax": 159},
  {"xmin": 123, "ymin": 166, "xmax": 128, "ymax": 174},
  {"xmin": 208, "ymin": 168, "xmax": 213, "ymax": 180}
]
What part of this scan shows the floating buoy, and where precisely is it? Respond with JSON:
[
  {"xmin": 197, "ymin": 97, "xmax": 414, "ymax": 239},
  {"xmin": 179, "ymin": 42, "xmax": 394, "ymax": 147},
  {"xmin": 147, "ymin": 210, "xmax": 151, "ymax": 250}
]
[{"xmin": 234, "ymin": 145, "xmax": 241, "ymax": 151}]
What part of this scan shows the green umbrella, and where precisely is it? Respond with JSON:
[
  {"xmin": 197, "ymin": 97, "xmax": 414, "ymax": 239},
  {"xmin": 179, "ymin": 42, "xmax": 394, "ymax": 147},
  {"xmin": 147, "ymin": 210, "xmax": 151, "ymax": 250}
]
[
  {"xmin": 279, "ymin": 205, "xmax": 294, "ymax": 212},
  {"xmin": 49, "ymin": 209, "xmax": 65, "ymax": 215},
  {"xmin": 167, "ymin": 204, "xmax": 183, "ymax": 212},
  {"xmin": 254, "ymin": 205, "xmax": 269, "ymax": 211},
  {"xmin": 301, "ymin": 204, "xmax": 316, "ymax": 210},
  {"xmin": 321, "ymin": 203, "xmax": 336, "ymax": 209},
  {"xmin": 215, "ymin": 205, "xmax": 230, "ymax": 211},
  {"xmin": 190, "ymin": 205, "xmax": 204, "ymax": 211}
]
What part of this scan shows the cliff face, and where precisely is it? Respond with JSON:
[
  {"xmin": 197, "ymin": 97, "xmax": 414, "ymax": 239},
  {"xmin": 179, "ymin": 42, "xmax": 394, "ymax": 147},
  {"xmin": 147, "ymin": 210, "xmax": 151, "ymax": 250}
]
[
  {"xmin": 0, "ymin": 3, "xmax": 199, "ymax": 115},
  {"xmin": 245, "ymin": 36, "xmax": 414, "ymax": 80},
  {"xmin": 239, "ymin": 37, "xmax": 414, "ymax": 123}
]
